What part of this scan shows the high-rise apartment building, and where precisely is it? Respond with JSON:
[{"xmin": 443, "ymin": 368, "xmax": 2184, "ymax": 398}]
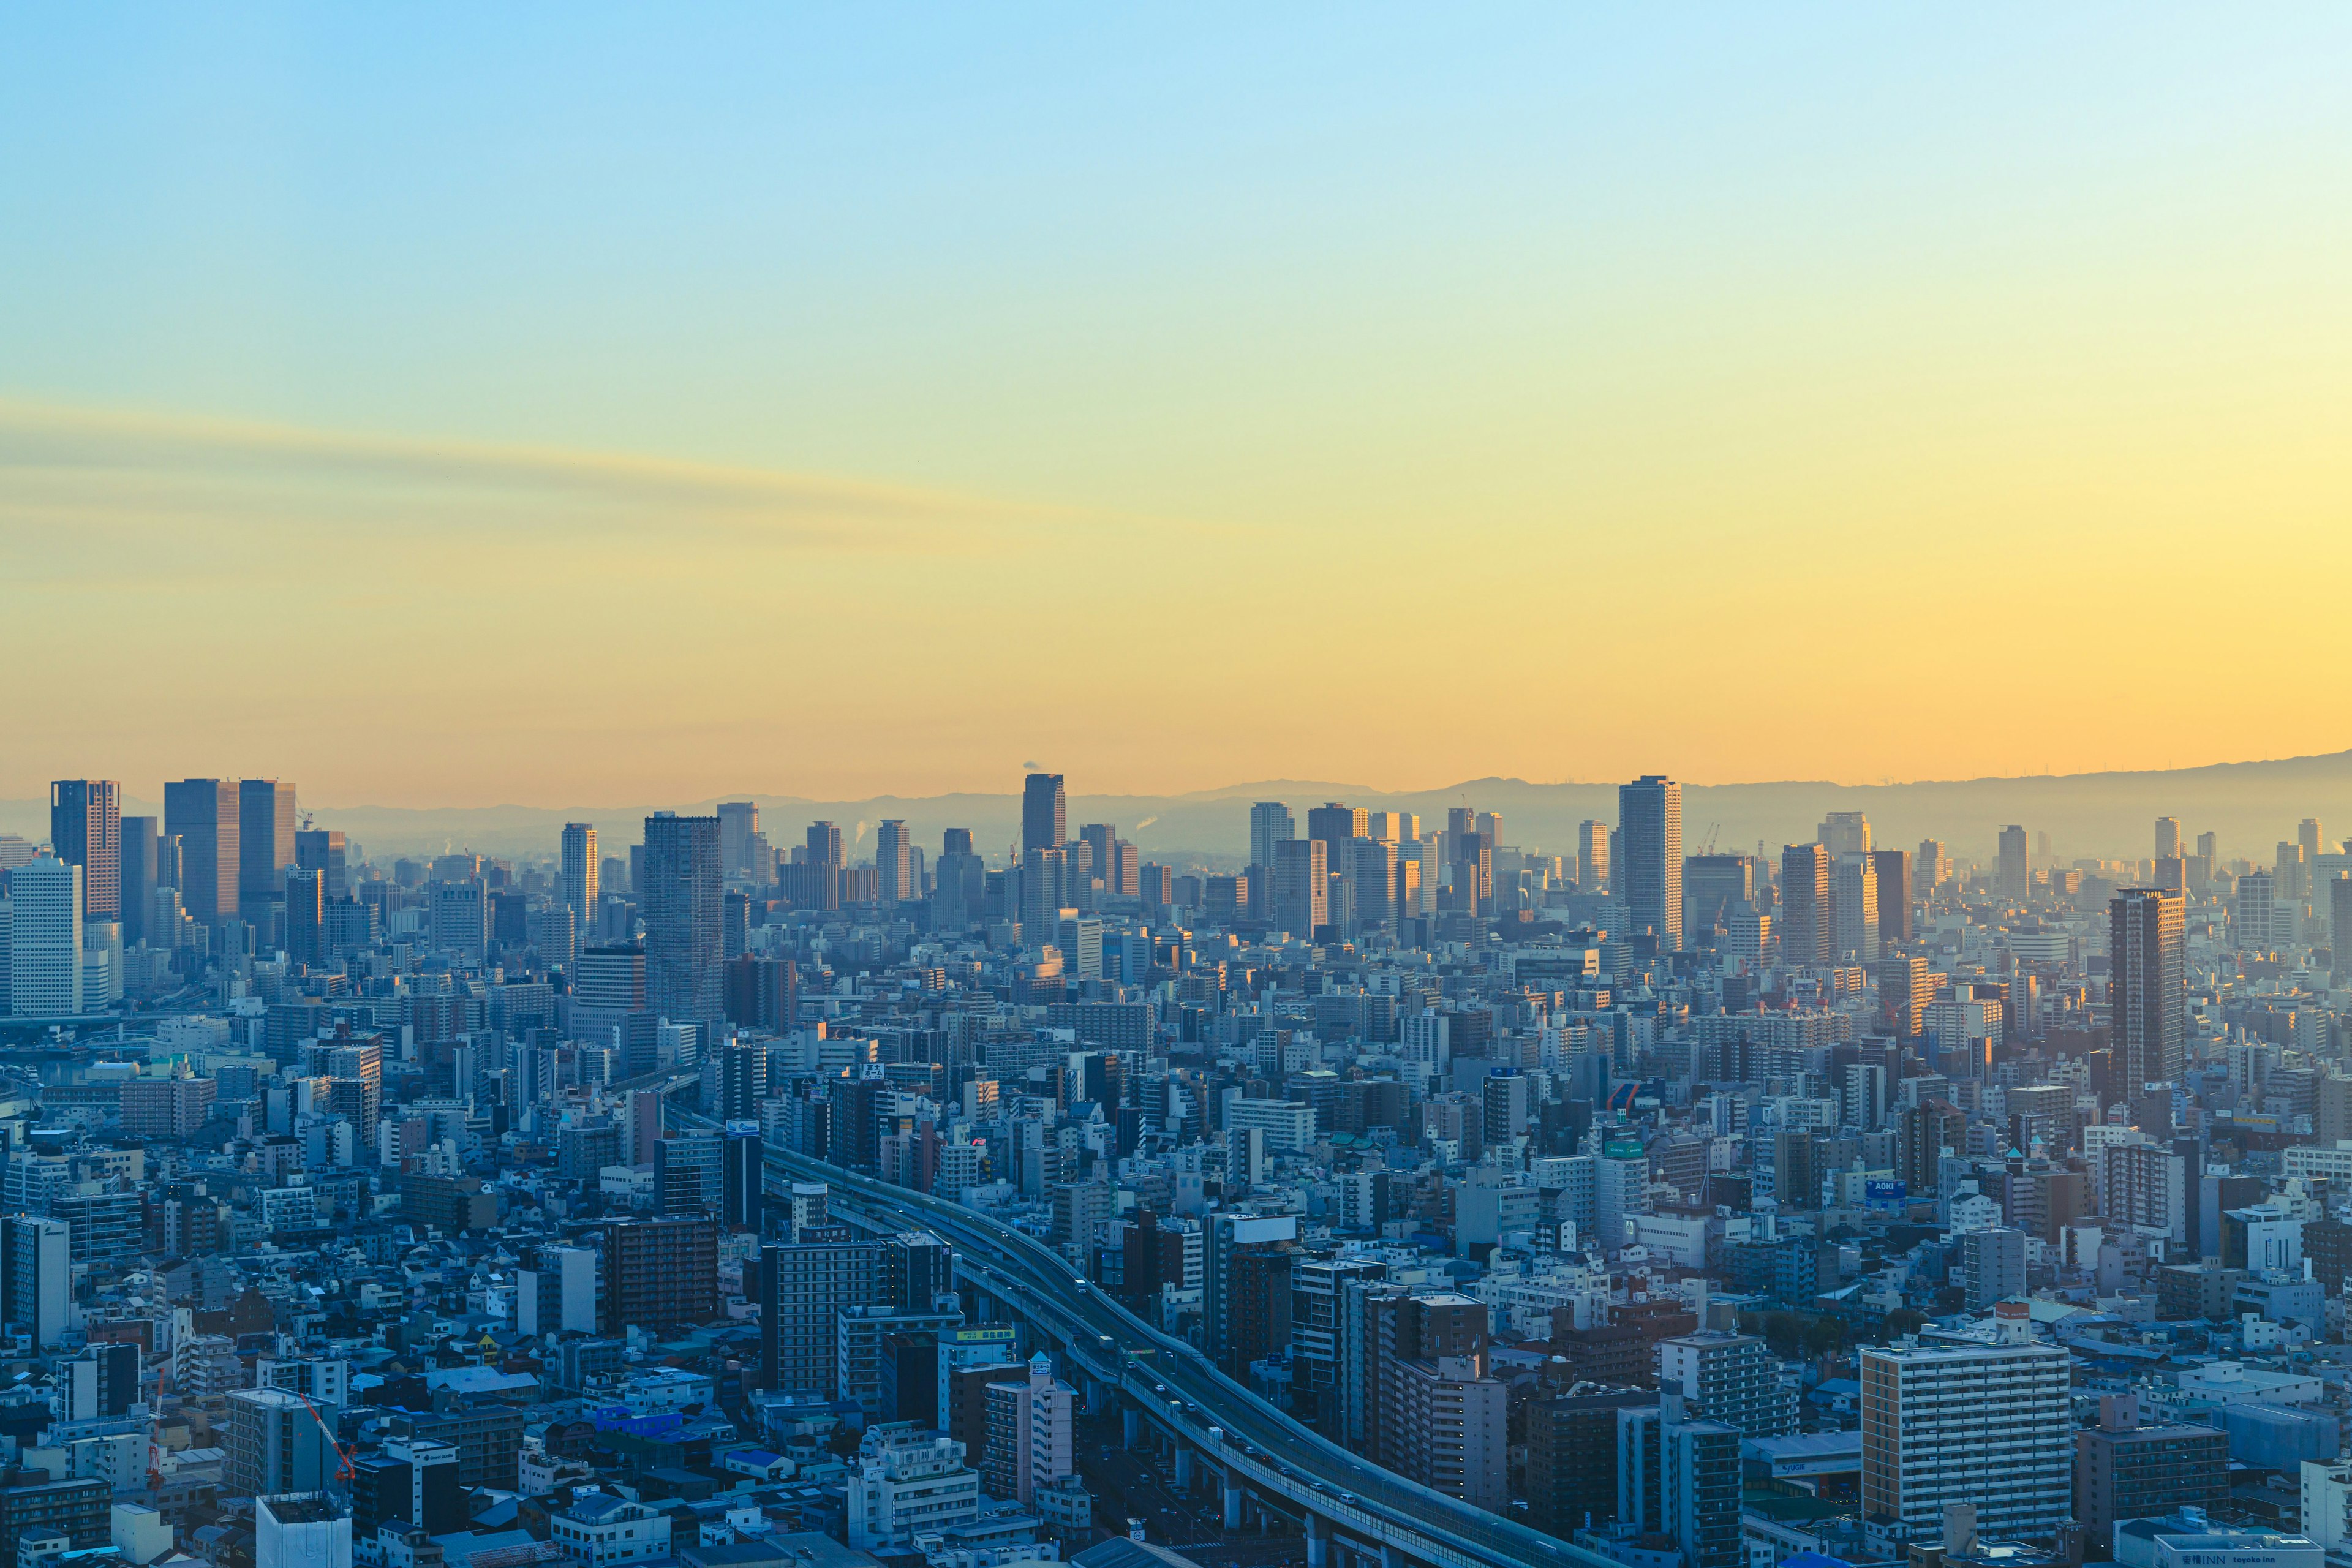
[
  {"xmin": 1656, "ymin": 1332, "xmax": 1794, "ymax": 1438},
  {"xmin": 561, "ymin": 823, "xmax": 599, "ymax": 931},
  {"xmin": 643, "ymin": 813, "xmax": 723, "ymax": 1028},
  {"xmin": 48, "ymin": 782, "xmax": 119, "ymax": 921},
  {"xmin": 164, "ymin": 779, "xmax": 239, "ymax": 927},
  {"xmin": 1833, "ymin": 856, "xmax": 1879, "ymax": 962},
  {"xmin": 1860, "ymin": 1304, "xmax": 2071, "ymax": 1537},
  {"xmin": 601, "ymin": 1214, "xmax": 718, "ymax": 1331},
  {"xmin": 1617, "ymin": 776, "xmax": 1682, "ymax": 951},
  {"xmin": 2111, "ymin": 888, "xmax": 2186, "ymax": 1090},
  {"xmin": 7, "ymin": 857, "xmax": 83, "ymax": 1017},
  {"xmin": 225, "ymin": 1389, "xmax": 336, "ymax": 1498},
  {"xmin": 238, "ymin": 779, "xmax": 298, "ymax": 930},
  {"xmin": 875, "ymin": 820, "xmax": 911, "ymax": 905},
  {"xmin": 2335, "ymin": 877, "xmax": 2352, "ymax": 982},
  {"xmin": 1917, "ymin": 838, "xmax": 1950, "ymax": 889},
  {"xmin": 1022, "ymin": 774, "xmax": 1067, "ymax": 859},
  {"xmin": 1779, "ymin": 843, "xmax": 1832, "ymax": 967},
  {"xmin": 0, "ymin": 1215, "xmax": 71, "ymax": 1346},
  {"xmin": 2155, "ymin": 818, "xmax": 2183, "ymax": 860},
  {"xmin": 293, "ymin": 828, "xmax": 346, "ymax": 902}
]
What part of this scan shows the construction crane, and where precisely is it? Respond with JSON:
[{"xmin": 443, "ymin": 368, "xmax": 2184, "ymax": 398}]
[
  {"xmin": 1698, "ymin": 822, "xmax": 1721, "ymax": 855},
  {"xmin": 293, "ymin": 1389, "xmax": 357, "ymax": 1485}
]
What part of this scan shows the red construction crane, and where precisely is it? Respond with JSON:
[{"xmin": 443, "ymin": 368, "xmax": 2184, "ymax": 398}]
[{"xmin": 293, "ymin": 1390, "xmax": 356, "ymax": 1483}]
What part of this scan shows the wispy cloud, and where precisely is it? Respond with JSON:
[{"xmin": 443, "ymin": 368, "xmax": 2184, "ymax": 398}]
[{"xmin": 0, "ymin": 398, "xmax": 1048, "ymax": 559}]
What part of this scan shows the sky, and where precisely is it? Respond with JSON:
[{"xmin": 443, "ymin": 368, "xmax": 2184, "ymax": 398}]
[{"xmin": 6, "ymin": 6, "xmax": 2351, "ymax": 807}]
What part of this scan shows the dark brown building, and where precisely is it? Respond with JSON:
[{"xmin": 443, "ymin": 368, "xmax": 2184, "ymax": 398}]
[{"xmin": 602, "ymin": 1215, "xmax": 718, "ymax": 1330}]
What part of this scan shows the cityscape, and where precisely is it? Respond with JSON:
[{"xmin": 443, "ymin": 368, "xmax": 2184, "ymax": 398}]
[
  {"xmin": 5, "ymin": 771, "xmax": 2352, "ymax": 1568},
  {"xmin": 8, "ymin": 12, "xmax": 2352, "ymax": 1568}
]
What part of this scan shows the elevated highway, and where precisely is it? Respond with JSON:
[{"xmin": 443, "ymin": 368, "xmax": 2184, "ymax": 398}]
[{"xmin": 673, "ymin": 1110, "xmax": 1615, "ymax": 1568}]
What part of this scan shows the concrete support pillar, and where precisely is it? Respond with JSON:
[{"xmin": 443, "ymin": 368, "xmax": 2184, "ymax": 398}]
[
  {"xmin": 1123, "ymin": 1404, "xmax": 1141, "ymax": 1448},
  {"xmin": 1305, "ymin": 1513, "xmax": 1330, "ymax": 1568},
  {"xmin": 1223, "ymin": 1473, "xmax": 1243, "ymax": 1531},
  {"xmin": 1174, "ymin": 1444, "xmax": 1196, "ymax": 1491},
  {"xmin": 1382, "ymin": 1544, "xmax": 1407, "ymax": 1568}
]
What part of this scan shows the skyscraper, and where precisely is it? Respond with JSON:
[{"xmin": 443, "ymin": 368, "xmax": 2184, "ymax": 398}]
[
  {"xmin": 2335, "ymin": 876, "xmax": 2352, "ymax": 983},
  {"xmin": 717, "ymin": 801, "xmax": 760, "ymax": 880},
  {"xmin": 48, "ymin": 782, "xmax": 119, "ymax": 921},
  {"xmin": 293, "ymin": 827, "xmax": 347, "ymax": 902},
  {"xmin": 1779, "ymin": 843, "xmax": 1832, "ymax": 967},
  {"xmin": 7, "ymin": 856, "xmax": 83, "ymax": 1017},
  {"xmin": 0, "ymin": 1216, "xmax": 72, "ymax": 1346},
  {"xmin": 2154, "ymin": 817, "xmax": 2183, "ymax": 861},
  {"xmin": 1578, "ymin": 820, "xmax": 1610, "ymax": 891},
  {"xmin": 876, "ymin": 820, "xmax": 911, "ymax": 905},
  {"xmin": 1832, "ymin": 856, "xmax": 1879, "ymax": 961},
  {"xmin": 1248, "ymin": 802, "xmax": 1294, "ymax": 872},
  {"xmin": 164, "ymin": 779, "xmax": 239, "ymax": 927},
  {"xmin": 238, "ymin": 778, "xmax": 298, "ymax": 929},
  {"xmin": 561, "ymin": 823, "xmax": 599, "ymax": 934},
  {"xmin": 2111, "ymin": 888, "xmax": 2185, "ymax": 1090},
  {"xmin": 1870, "ymin": 848, "xmax": 1912, "ymax": 946},
  {"xmin": 1817, "ymin": 811, "xmax": 1871, "ymax": 858},
  {"xmin": 1022, "ymin": 774, "xmax": 1066, "ymax": 860},
  {"xmin": 643, "ymin": 813, "xmax": 723, "ymax": 1027},
  {"xmin": 1997, "ymin": 824, "xmax": 2030, "ymax": 897},
  {"xmin": 118, "ymin": 816, "xmax": 160, "ymax": 946},
  {"xmin": 1271, "ymin": 838, "xmax": 1329, "ymax": 938},
  {"xmin": 1916, "ymin": 839, "xmax": 1949, "ymax": 889},
  {"xmin": 1020, "ymin": 846, "xmax": 1067, "ymax": 943},
  {"xmin": 285, "ymin": 868, "xmax": 325, "ymax": 968},
  {"xmin": 1617, "ymin": 777, "xmax": 1682, "ymax": 951}
]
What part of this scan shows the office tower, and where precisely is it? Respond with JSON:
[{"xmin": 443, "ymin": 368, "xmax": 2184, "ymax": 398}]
[
  {"xmin": 7, "ymin": 857, "xmax": 83, "ymax": 1017},
  {"xmin": 238, "ymin": 779, "xmax": 298, "ymax": 929},
  {"xmin": 1076, "ymin": 823, "xmax": 1115, "ymax": 891},
  {"xmin": 429, "ymin": 879, "xmax": 488, "ymax": 964},
  {"xmin": 643, "ymin": 813, "xmax": 723, "ymax": 1027},
  {"xmin": 225, "ymin": 1389, "xmax": 336, "ymax": 1498},
  {"xmin": 1833, "ymin": 856, "xmax": 1879, "ymax": 961},
  {"xmin": 1248, "ymin": 802, "xmax": 1295, "ymax": 871},
  {"xmin": 720, "ymin": 1121, "xmax": 761, "ymax": 1229},
  {"xmin": 1351, "ymin": 837, "xmax": 1397, "ymax": 931},
  {"xmin": 1997, "ymin": 824, "xmax": 2030, "ymax": 897},
  {"xmin": 933, "ymin": 834, "xmax": 984, "ymax": 932},
  {"xmin": 1896, "ymin": 1099, "xmax": 1966, "ymax": 1193},
  {"xmin": 2234, "ymin": 869, "xmax": 2277, "ymax": 950},
  {"xmin": 1270, "ymin": 838, "xmax": 1329, "ymax": 939},
  {"xmin": 758, "ymin": 1231, "xmax": 886, "ymax": 1392},
  {"xmin": 1021, "ymin": 774, "xmax": 1067, "ymax": 859},
  {"xmin": 1818, "ymin": 811, "xmax": 1871, "ymax": 858},
  {"xmin": 1526, "ymin": 1385, "xmax": 1657, "ymax": 1537},
  {"xmin": 350, "ymin": 1434, "xmax": 463, "ymax": 1541},
  {"xmin": 2155, "ymin": 818, "xmax": 2183, "ymax": 861},
  {"xmin": 47, "ymin": 782, "xmax": 119, "ymax": 921},
  {"xmin": 1657, "ymin": 1332, "xmax": 1793, "ymax": 1437},
  {"xmin": 560, "ymin": 823, "xmax": 598, "ymax": 930},
  {"xmin": 1871, "ymin": 848, "xmax": 1913, "ymax": 946},
  {"xmin": 1683, "ymin": 855, "xmax": 1753, "ymax": 933},
  {"xmin": 2111, "ymin": 889, "xmax": 2186, "ymax": 1089},
  {"xmin": 655, "ymin": 1132, "xmax": 724, "ymax": 1215},
  {"xmin": 717, "ymin": 801, "xmax": 760, "ymax": 880},
  {"xmin": 2195, "ymin": 831, "xmax": 2219, "ymax": 884},
  {"xmin": 1917, "ymin": 839, "xmax": 1949, "ymax": 890},
  {"xmin": 1779, "ymin": 843, "xmax": 1832, "ymax": 966},
  {"xmin": 0, "ymin": 1215, "xmax": 70, "ymax": 1346},
  {"xmin": 164, "ymin": 779, "xmax": 239, "ymax": 926},
  {"xmin": 2277, "ymin": 840, "xmax": 2309, "ymax": 901},
  {"xmin": 285, "ymin": 869, "xmax": 325, "ymax": 968},
  {"xmin": 1618, "ymin": 777, "xmax": 1682, "ymax": 949},
  {"xmin": 1306, "ymin": 802, "xmax": 1368, "ymax": 853},
  {"xmin": 1860, "ymin": 1303, "xmax": 2071, "ymax": 1536},
  {"xmin": 1055, "ymin": 916, "xmax": 1103, "ymax": 980},
  {"xmin": 601, "ymin": 1214, "xmax": 719, "ymax": 1330},
  {"xmin": 1962, "ymin": 1227, "xmax": 2026, "ymax": 1310},
  {"xmin": 1579, "ymin": 820, "xmax": 1610, "ymax": 891},
  {"xmin": 876, "ymin": 820, "xmax": 911, "ymax": 905},
  {"xmin": 116, "ymin": 816, "xmax": 162, "ymax": 947},
  {"xmin": 293, "ymin": 827, "xmax": 346, "ymax": 903},
  {"xmin": 2303, "ymin": 818, "xmax": 2326, "ymax": 864}
]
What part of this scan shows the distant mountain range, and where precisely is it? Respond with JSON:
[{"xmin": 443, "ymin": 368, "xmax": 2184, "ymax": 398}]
[{"xmin": 10, "ymin": 749, "xmax": 2352, "ymax": 869}]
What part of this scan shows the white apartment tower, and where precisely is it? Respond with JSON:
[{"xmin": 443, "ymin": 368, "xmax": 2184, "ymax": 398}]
[{"xmin": 1860, "ymin": 1303, "xmax": 2072, "ymax": 1537}]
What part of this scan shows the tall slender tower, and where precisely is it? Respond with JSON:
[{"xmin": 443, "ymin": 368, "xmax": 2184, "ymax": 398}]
[
  {"xmin": 1780, "ymin": 843, "xmax": 1833, "ymax": 967},
  {"xmin": 1578, "ymin": 820, "xmax": 1610, "ymax": 892},
  {"xmin": 2111, "ymin": 888, "xmax": 2185, "ymax": 1090},
  {"xmin": 562, "ymin": 823, "xmax": 600, "ymax": 930},
  {"xmin": 643, "ymin": 813, "xmax": 723, "ymax": 1028},
  {"xmin": 1022, "ymin": 774, "xmax": 1067, "ymax": 860},
  {"xmin": 1616, "ymin": 776, "xmax": 1683, "ymax": 951},
  {"xmin": 875, "ymin": 820, "xmax": 911, "ymax": 905},
  {"xmin": 1248, "ymin": 802, "xmax": 1295, "ymax": 872},
  {"xmin": 238, "ymin": 779, "xmax": 297, "ymax": 929},
  {"xmin": 48, "ymin": 781, "xmax": 120, "ymax": 921}
]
